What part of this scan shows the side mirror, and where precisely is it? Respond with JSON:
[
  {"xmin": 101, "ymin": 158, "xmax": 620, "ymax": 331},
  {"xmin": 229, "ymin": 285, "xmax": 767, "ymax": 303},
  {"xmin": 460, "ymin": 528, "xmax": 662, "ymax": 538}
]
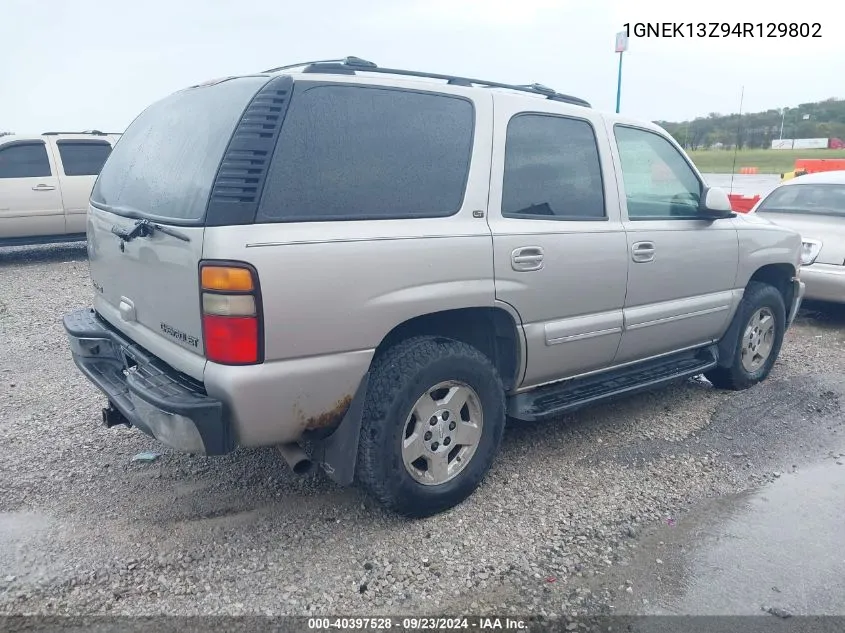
[{"xmin": 699, "ymin": 187, "xmax": 736, "ymax": 219}]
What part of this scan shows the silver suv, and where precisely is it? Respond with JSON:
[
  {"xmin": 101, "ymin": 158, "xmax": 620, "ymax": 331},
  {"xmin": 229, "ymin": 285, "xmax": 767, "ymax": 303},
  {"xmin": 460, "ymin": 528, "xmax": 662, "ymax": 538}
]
[{"xmin": 64, "ymin": 57, "xmax": 805, "ymax": 517}]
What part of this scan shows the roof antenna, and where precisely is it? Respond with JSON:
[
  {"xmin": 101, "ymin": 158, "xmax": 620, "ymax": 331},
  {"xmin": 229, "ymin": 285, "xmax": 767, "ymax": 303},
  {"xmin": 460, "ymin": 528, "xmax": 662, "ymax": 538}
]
[{"xmin": 729, "ymin": 85, "xmax": 744, "ymax": 195}]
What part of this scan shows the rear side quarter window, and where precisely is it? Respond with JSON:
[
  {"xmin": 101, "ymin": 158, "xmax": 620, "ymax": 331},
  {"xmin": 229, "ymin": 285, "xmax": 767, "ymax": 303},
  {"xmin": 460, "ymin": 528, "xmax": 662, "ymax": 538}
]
[
  {"xmin": 257, "ymin": 84, "xmax": 475, "ymax": 222},
  {"xmin": 56, "ymin": 141, "xmax": 112, "ymax": 176}
]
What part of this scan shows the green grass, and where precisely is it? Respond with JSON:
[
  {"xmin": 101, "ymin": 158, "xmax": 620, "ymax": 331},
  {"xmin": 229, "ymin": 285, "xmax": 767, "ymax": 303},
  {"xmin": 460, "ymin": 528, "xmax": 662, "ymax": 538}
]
[{"xmin": 687, "ymin": 149, "xmax": 845, "ymax": 174}]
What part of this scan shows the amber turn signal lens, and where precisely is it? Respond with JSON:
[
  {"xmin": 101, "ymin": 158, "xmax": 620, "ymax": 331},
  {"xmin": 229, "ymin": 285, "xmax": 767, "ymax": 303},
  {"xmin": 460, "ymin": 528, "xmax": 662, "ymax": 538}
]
[{"xmin": 201, "ymin": 266, "xmax": 254, "ymax": 292}]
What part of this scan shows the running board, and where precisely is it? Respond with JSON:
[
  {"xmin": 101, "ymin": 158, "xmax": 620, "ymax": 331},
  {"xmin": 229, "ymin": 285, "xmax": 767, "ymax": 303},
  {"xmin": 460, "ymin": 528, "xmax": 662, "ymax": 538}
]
[{"xmin": 508, "ymin": 345, "xmax": 718, "ymax": 422}]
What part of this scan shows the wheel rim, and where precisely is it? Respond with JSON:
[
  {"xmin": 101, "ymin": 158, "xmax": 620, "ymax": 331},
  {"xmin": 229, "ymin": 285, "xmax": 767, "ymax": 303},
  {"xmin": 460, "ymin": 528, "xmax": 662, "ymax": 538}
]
[
  {"xmin": 401, "ymin": 380, "xmax": 483, "ymax": 486},
  {"xmin": 741, "ymin": 307, "xmax": 776, "ymax": 373}
]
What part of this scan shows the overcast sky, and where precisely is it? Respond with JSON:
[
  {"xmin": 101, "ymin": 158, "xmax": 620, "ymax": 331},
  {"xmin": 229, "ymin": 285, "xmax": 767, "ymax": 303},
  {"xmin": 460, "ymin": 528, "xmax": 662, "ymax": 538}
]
[{"xmin": 1, "ymin": 0, "xmax": 841, "ymax": 133}]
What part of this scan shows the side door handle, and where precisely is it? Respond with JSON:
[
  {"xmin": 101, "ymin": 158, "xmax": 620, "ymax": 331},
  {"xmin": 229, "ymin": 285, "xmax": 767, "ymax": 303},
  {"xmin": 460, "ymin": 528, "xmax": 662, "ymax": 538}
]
[
  {"xmin": 511, "ymin": 246, "xmax": 544, "ymax": 271},
  {"xmin": 32, "ymin": 184, "xmax": 56, "ymax": 191},
  {"xmin": 631, "ymin": 241, "xmax": 655, "ymax": 263}
]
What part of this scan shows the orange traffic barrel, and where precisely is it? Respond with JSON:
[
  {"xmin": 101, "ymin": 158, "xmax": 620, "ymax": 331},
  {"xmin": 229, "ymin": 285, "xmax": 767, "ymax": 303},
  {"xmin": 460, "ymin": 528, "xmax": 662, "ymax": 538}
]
[
  {"xmin": 728, "ymin": 194, "xmax": 761, "ymax": 213},
  {"xmin": 794, "ymin": 159, "xmax": 845, "ymax": 174}
]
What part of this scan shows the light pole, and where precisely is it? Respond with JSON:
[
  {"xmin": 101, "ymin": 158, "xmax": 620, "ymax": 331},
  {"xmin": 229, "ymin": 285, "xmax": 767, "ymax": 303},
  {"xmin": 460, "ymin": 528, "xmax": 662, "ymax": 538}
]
[
  {"xmin": 615, "ymin": 31, "xmax": 628, "ymax": 113},
  {"xmin": 779, "ymin": 107, "xmax": 787, "ymax": 140}
]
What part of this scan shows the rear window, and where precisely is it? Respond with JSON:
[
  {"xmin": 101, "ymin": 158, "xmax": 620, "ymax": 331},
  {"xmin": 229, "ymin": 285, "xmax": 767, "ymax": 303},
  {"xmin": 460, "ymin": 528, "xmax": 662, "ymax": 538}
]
[
  {"xmin": 91, "ymin": 76, "xmax": 269, "ymax": 222},
  {"xmin": 57, "ymin": 141, "xmax": 112, "ymax": 176},
  {"xmin": 756, "ymin": 183, "xmax": 845, "ymax": 217},
  {"xmin": 257, "ymin": 84, "xmax": 474, "ymax": 222}
]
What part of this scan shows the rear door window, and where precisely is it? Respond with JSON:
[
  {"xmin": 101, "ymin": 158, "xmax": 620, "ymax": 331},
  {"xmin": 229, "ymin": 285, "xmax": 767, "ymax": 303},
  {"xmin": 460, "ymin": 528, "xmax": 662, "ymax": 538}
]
[
  {"xmin": 0, "ymin": 143, "xmax": 52, "ymax": 178},
  {"xmin": 56, "ymin": 141, "xmax": 112, "ymax": 176},
  {"xmin": 90, "ymin": 76, "xmax": 270, "ymax": 223},
  {"xmin": 501, "ymin": 114, "xmax": 606, "ymax": 220},
  {"xmin": 257, "ymin": 84, "xmax": 474, "ymax": 222}
]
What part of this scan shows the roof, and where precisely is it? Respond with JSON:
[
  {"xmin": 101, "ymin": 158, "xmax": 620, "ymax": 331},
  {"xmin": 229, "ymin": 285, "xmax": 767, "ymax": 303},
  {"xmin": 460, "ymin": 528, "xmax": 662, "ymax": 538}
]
[
  {"xmin": 42, "ymin": 130, "xmax": 121, "ymax": 136},
  {"xmin": 0, "ymin": 132, "xmax": 121, "ymax": 144}
]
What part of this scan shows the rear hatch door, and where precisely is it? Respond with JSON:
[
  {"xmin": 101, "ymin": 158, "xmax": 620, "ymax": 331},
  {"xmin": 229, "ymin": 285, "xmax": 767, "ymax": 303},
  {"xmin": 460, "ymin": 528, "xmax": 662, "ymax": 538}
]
[{"xmin": 87, "ymin": 75, "xmax": 271, "ymax": 380}]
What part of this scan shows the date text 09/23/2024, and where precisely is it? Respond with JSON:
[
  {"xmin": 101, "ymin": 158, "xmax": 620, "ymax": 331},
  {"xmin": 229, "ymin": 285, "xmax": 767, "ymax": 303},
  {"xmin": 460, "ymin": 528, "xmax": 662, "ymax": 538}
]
[{"xmin": 624, "ymin": 22, "xmax": 821, "ymax": 38}]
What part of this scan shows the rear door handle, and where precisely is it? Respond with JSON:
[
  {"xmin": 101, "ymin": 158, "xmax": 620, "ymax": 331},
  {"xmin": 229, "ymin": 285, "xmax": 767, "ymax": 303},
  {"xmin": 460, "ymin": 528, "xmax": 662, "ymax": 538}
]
[
  {"xmin": 632, "ymin": 241, "xmax": 655, "ymax": 263},
  {"xmin": 511, "ymin": 246, "xmax": 544, "ymax": 271},
  {"xmin": 31, "ymin": 184, "xmax": 55, "ymax": 191}
]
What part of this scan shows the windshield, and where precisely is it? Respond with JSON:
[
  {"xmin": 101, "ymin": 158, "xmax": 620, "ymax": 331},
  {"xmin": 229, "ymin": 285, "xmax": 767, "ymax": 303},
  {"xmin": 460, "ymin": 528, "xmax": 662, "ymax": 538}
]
[
  {"xmin": 756, "ymin": 183, "xmax": 845, "ymax": 217},
  {"xmin": 90, "ymin": 76, "xmax": 269, "ymax": 223}
]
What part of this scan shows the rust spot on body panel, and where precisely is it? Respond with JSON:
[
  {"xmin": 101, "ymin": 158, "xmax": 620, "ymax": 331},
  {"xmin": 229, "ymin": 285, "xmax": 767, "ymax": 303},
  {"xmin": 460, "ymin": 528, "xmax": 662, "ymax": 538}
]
[{"xmin": 301, "ymin": 394, "xmax": 353, "ymax": 431}]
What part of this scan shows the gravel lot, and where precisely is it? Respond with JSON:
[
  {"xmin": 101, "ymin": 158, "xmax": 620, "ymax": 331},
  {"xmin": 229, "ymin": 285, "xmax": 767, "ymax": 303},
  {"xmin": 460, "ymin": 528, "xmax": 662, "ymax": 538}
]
[{"xmin": 1, "ymin": 242, "xmax": 844, "ymax": 618}]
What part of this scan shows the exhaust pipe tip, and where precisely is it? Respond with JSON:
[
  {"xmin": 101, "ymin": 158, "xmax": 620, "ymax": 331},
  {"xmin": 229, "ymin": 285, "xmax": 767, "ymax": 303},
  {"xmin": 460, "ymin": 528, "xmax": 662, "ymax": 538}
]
[
  {"xmin": 291, "ymin": 458, "xmax": 315, "ymax": 476},
  {"xmin": 278, "ymin": 442, "xmax": 316, "ymax": 476}
]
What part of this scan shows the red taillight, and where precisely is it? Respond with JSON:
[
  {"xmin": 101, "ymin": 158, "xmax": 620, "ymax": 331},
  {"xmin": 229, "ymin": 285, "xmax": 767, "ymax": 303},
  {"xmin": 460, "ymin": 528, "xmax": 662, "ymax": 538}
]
[
  {"xmin": 200, "ymin": 262, "xmax": 261, "ymax": 365},
  {"xmin": 202, "ymin": 315, "xmax": 259, "ymax": 364}
]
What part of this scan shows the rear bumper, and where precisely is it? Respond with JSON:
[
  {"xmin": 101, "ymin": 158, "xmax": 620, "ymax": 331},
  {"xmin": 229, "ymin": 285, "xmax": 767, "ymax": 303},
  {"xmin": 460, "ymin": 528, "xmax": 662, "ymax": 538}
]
[
  {"xmin": 63, "ymin": 308, "xmax": 234, "ymax": 455},
  {"xmin": 800, "ymin": 264, "xmax": 845, "ymax": 304}
]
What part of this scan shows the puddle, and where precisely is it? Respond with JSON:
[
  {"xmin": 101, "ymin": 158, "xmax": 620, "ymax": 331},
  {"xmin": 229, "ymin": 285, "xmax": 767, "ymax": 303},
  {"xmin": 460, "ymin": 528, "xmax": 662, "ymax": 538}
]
[
  {"xmin": 0, "ymin": 511, "xmax": 52, "ymax": 540},
  {"xmin": 0, "ymin": 511, "xmax": 56, "ymax": 584},
  {"xmin": 605, "ymin": 457, "xmax": 845, "ymax": 616}
]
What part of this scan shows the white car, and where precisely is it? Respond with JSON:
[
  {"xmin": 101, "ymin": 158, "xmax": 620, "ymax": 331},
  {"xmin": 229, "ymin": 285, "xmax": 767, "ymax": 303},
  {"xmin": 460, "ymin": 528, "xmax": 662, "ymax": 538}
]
[
  {"xmin": 0, "ymin": 131, "xmax": 121, "ymax": 247},
  {"xmin": 751, "ymin": 170, "xmax": 845, "ymax": 304}
]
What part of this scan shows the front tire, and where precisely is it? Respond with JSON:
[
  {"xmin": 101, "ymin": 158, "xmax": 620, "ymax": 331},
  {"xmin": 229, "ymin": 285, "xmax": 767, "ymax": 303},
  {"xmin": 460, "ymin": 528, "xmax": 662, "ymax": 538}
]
[
  {"xmin": 356, "ymin": 336, "xmax": 506, "ymax": 517},
  {"xmin": 705, "ymin": 281, "xmax": 786, "ymax": 390}
]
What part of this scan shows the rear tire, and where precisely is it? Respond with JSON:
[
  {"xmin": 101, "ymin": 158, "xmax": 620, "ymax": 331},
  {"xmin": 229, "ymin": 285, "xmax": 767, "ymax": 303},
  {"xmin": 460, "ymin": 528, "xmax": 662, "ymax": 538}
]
[
  {"xmin": 356, "ymin": 336, "xmax": 506, "ymax": 517},
  {"xmin": 705, "ymin": 281, "xmax": 786, "ymax": 390}
]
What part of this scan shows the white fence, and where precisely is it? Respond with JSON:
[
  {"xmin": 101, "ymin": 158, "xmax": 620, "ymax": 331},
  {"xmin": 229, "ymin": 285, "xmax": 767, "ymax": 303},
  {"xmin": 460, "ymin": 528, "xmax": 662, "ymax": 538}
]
[
  {"xmin": 793, "ymin": 138, "xmax": 829, "ymax": 149},
  {"xmin": 771, "ymin": 139, "xmax": 794, "ymax": 149},
  {"xmin": 771, "ymin": 138, "xmax": 829, "ymax": 150}
]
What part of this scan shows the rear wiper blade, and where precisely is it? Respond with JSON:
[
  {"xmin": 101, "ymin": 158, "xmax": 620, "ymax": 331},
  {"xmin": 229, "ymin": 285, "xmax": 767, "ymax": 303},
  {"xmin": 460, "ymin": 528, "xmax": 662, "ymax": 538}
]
[
  {"xmin": 111, "ymin": 219, "xmax": 190, "ymax": 243},
  {"xmin": 151, "ymin": 222, "xmax": 191, "ymax": 242}
]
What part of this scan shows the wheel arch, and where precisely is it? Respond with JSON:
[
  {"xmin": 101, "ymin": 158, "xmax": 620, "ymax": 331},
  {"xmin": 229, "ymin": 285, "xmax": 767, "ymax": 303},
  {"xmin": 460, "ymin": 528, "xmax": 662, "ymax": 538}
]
[
  {"xmin": 374, "ymin": 306, "xmax": 524, "ymax": 391},
  {"xmin": 748, "ymin": 263, "xmax": 797, "ymax": 312}
]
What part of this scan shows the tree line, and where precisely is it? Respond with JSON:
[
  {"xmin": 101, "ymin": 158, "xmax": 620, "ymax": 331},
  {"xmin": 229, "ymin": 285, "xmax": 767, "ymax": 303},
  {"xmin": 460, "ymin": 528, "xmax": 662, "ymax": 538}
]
[{"xmin": 655, "ymin": 97, "xmax": 845, "ymax": 150}]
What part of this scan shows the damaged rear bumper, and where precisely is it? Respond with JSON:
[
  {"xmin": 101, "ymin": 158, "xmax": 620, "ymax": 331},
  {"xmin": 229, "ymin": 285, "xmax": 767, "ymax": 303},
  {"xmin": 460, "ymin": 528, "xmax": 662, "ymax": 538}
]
[{"xmin": 63, "ymin": 308, "xmax": 234, "ymax": 455}]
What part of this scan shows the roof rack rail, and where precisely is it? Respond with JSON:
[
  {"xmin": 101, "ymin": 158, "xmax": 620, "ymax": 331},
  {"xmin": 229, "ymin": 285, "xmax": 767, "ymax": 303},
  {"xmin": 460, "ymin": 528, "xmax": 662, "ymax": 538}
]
[
  {"xmin": 42, "ymin": 130, "xmax": 119, "ymax": 136},
  {"xmin": 262, "ymin": 56, "xmax": 591, "ymax": 108},
  {"xmin": 261, "ymin": 57, "xmax": 377, "ymax": 74}
]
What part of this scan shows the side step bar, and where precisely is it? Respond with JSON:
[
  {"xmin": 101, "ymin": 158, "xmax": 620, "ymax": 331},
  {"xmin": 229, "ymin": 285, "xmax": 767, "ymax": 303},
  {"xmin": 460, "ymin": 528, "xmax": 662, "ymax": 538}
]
[{"xmin": 508, "ymin": 345, "xmax": 718, "ymax": 422}]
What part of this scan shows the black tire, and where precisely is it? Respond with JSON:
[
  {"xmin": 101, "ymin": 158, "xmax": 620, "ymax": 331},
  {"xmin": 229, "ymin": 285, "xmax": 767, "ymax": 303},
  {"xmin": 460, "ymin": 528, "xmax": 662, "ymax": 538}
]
[
  {"xmin": 705, "ymin": 281, "xmax": 786, "ymax": 390},
  {"xmin": 356, "ymin": 336, "xmax": 506, "ymax": 517}
]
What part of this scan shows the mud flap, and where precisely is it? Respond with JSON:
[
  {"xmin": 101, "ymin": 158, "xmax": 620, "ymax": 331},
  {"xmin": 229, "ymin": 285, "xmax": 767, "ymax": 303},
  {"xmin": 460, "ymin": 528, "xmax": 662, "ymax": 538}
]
[
  {"xmin": 310, "ymin": 373, "xmax": 370, "ymax": 487},
  {"xmin": 715, "ymin": 306, "xmax": 743, "ymax": 368}
]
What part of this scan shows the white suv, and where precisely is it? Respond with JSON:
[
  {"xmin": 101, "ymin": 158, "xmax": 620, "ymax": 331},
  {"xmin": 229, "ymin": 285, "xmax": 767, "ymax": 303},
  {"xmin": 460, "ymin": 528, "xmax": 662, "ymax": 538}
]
[{"xmin": 0, "ymin": 131, "xmax": 121, "ymax": 247}]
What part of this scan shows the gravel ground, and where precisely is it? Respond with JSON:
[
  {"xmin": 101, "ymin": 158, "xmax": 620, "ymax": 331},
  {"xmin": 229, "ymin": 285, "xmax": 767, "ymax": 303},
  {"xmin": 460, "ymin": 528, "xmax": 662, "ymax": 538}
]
[{"xmin": 1, "ymin": 242, "xmax": 844, "ymax": 618}]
